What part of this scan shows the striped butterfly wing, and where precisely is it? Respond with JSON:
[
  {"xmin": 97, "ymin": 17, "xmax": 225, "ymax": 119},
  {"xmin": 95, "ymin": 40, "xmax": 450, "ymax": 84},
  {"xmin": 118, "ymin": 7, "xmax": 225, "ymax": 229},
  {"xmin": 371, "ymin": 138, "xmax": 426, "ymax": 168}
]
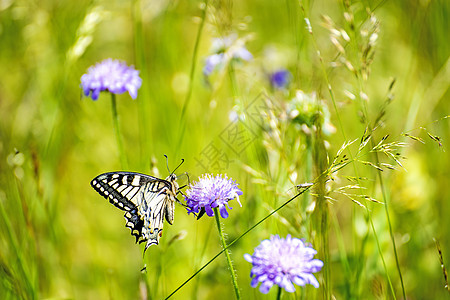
[{"xmin": 90, "ymin": 172, "xmax": 178, "ymax": 251}]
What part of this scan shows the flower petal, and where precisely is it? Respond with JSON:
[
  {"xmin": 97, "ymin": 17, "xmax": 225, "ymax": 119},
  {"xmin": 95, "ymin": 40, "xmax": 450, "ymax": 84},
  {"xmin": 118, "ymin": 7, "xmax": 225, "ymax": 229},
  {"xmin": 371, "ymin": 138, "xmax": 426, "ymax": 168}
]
[
  {"xmin": 281, "ymin": 278, "xmax": 296, "ymax": 293},
  {"xmin": 244, "ymin": 253, "xmax": 253, "ymax": 263},
  {"xmin": 219, "ymin": 205, "xmax": 229, "ymax": 218},
  {"xmin": 259, "ymin": 280, "xmax": 273, "ymax": 294}
]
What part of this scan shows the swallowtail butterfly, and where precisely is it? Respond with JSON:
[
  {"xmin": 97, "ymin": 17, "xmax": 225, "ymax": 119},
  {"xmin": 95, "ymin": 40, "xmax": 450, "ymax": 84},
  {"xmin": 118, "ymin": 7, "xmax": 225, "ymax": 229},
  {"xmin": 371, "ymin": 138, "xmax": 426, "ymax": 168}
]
[{"xmin": 90, "ymin": 170, "xmax": 179, "ymax": 252}]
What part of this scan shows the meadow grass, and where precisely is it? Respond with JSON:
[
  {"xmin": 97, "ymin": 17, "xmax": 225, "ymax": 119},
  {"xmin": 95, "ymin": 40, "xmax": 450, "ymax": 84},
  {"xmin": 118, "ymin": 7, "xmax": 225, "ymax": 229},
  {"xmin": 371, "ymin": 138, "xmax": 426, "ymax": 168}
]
[{"xmin": 0, "ymin": 0, "xmax": 449, "ymax": 299}]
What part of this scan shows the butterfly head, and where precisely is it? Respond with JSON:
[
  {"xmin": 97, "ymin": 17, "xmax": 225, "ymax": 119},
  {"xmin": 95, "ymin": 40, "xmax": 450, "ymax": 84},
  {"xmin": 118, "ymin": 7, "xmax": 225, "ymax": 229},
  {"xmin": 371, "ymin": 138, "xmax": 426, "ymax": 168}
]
[{"xmin": 165, "ymin": 157, "xmax": 183, "ymax": 198}]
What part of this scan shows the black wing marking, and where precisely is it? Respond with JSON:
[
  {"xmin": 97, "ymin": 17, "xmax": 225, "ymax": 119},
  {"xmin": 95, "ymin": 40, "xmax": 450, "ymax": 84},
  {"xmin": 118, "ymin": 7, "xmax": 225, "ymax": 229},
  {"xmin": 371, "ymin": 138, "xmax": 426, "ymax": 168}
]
[
  {"xmin": 124, "ymin": 208, "xmax": 144, "ymax": 243},
  {"xmin": 90, "ymin": 172, "xmax": 171, "ymax": 211},
  {"xmin": 90, "ymin": 171, "xmax": 177, "ymax": 251}
]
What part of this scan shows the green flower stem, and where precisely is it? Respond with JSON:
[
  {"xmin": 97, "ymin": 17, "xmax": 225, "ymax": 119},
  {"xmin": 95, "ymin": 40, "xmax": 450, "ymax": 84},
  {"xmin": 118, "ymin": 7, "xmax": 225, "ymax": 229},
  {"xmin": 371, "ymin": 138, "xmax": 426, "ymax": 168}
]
[
  {"xmin": 313, "ymin": 127, "xmax": 330, "ymax": 300},
  {"xmin": 228, "ymin": 63, "xmax": 239, "ymax": 99},
  {"xmin": 213, "ymin": 207, "xmax": 241, "ymax": 300},
  {"xmin": 110, "ymin": 93, "xmax": 128, "ymax": 169},
  {"xmin": 176, "ymin": 0, "xmax": 208, "ymax": 153},
  {"xmin": 276, "ymin": 286, "xmax": 282, "ymax": 300}
]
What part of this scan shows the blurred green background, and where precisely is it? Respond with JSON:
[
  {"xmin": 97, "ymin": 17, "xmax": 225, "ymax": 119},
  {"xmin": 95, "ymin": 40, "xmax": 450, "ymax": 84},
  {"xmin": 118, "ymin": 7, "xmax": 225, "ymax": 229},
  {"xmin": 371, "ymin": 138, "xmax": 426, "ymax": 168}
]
[{"xmin": 0, "ymin": 0, "xmax": 449, "ymax": 299}]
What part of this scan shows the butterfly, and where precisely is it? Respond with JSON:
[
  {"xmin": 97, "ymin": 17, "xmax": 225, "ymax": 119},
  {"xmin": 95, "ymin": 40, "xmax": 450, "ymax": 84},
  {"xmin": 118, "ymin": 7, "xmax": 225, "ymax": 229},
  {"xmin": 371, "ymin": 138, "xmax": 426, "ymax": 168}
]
[{"xmin": 90, "ymin": 160, "xmax": 183, "ymax": 252}]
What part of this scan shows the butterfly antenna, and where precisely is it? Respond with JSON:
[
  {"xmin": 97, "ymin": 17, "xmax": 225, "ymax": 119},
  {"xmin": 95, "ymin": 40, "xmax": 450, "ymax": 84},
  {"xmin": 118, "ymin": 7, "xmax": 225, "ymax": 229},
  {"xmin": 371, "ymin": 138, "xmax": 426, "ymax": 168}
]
[
  {"xmin": 171, "ymin": 158, "xmax": 185, "ymax": 175},
  {"xmin": 164, "ymin": 154, "xmax": 171, "ymax": 174},
  {"xmin": 164, "ymin": 155, "xmax": 185, "ymax": 175}
]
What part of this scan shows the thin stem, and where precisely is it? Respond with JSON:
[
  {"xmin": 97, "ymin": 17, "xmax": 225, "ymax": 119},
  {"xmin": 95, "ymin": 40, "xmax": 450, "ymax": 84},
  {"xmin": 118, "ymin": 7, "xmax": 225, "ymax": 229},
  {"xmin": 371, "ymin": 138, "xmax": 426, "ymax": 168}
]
[
  {"xmin": 180, "ymin": 0, "xmax": 208, "ymax": 121},
  {"xmin": 276, "ymin": 285, "xmax": 282, "ymax": 300},
  {"xmin": 213, "ymin": 207, "xmax": 241, "ymax": 300},
  {"xmin": 313, "ymin": 126, "xmax": 330, "ymax": 300},
  {"xmin": 372, "ymin": 149, "xmax": 404, "ymax": 299},
  {"xmin": 228, "ymin": 63, "xmax": 239, "ymax": 100},
  {"xmin": 131, "ymin": 0, "xmax": 153, "ymax": 165},
  {"xmin": 176, "ymin": 0, "xmax": 209, "ymax": 153},
  {"xmin": 110, "ymin": 93, "xmax": 128, "ymax": 169}
]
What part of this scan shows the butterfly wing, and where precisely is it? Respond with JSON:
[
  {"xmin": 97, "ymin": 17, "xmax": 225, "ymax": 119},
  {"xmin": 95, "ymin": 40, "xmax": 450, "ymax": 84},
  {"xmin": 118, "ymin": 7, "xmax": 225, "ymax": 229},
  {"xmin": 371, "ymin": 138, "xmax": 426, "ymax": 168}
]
[
  {"xmin": 90, "ymin": 172, "xmax": 177, "ymax": 250},
  {"xmin": 136, "ymin": 181, "xmax": 176, "ymax": 250}
]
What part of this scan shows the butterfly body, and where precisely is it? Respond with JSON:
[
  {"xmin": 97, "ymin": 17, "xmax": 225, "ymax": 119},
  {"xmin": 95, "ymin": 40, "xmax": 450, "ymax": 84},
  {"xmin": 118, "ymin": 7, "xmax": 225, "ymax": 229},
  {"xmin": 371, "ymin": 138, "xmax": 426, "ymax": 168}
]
[{"xmin": 91, "ymin": 172, "xmax": 178, "ymax": 251}]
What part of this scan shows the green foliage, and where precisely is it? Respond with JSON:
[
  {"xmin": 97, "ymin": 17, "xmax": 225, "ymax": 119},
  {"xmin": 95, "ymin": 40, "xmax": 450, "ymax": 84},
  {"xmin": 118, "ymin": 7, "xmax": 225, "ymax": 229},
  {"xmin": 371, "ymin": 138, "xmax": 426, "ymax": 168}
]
[{"xmin": 0, "ymin": 0, "xmax": 449, "ymax": 299}]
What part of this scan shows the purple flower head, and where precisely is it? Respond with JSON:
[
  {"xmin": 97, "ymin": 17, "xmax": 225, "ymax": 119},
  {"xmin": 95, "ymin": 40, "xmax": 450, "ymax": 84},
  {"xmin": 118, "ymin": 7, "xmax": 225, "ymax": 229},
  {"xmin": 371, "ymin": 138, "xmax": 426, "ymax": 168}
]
[
  {"xmin": 203, "ymin": 34, "xmax": 252, "ymax": 77},
  {"xmin": 184, "ymin": 174, "xmax": 243, "ymax": 218},
  {"xmin": 244, "ymin": 235, "xmax": 323, "ymax": 294},
  {"xmin": 270, "ymin": 69, "xmax": 291, "ymax": 89},
  {"xmin": 81, "ymin": 58, "xmax": 142, "ymax": 100}
]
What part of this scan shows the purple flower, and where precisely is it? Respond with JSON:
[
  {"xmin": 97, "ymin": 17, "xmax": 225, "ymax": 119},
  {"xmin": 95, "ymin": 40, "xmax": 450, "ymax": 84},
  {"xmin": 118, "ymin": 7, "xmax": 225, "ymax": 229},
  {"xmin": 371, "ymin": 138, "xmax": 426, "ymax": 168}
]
[
  {"xmin": 203, "ymin": 53, "xmax": 224, "ymax": 76},
  {"xmin": 81, "ymin": 58, "xmax": 142, "ymax": 100},
  {"xmin": 184, "ymin": 174, "xmax": 243, "ymax": 218},
  {"xmin": 233, "ymin": 47, "xmax": 253, "ymax": 61},
  {"xmin": 244, "ymin": 235, "xmax": 323, "ymax": 294},
  {"xmin": 203, "ymin": 34, "xmax": 253, "ymax": 77},
  {"xmin": 270, "ymin": 69, "xmax": 291, "ymax": 89}
]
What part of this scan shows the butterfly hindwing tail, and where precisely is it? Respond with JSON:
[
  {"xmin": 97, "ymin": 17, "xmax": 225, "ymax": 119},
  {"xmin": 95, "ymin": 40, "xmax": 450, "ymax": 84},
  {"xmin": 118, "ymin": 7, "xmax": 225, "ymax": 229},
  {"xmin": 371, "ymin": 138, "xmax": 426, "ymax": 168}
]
[
  {"xmin": 124, "ymin": 209, "xmax": 143, "ymax": 243},
  {"xmin": 90, "ymin": 171, "xmax": 179, "ymax": 253}
]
